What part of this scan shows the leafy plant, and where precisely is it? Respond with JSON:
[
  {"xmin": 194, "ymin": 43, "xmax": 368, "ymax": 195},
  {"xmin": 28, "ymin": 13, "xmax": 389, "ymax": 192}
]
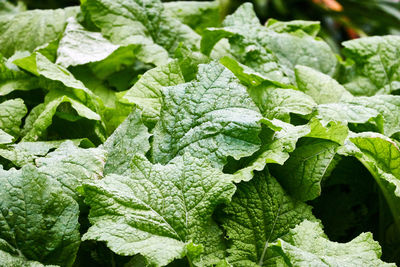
[{"xmin": 0, "ymin": 0, "xmax": 400, "ymax": 266}]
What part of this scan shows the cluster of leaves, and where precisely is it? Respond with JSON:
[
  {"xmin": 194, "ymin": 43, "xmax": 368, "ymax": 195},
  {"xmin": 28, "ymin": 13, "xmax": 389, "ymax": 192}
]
[
  {"xmin": 227, "ymin": 0, "xmax": 400, "ymax": 42},
  {"xmin": 1, "ymin": 0, "xmax": 400, "ymax": 266}
]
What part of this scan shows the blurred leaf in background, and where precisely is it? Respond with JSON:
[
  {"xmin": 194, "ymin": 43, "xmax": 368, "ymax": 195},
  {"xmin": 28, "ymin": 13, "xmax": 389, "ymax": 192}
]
[{"xmin": 3, "ymin": 0, "xmax": 400, "ymax": 49}]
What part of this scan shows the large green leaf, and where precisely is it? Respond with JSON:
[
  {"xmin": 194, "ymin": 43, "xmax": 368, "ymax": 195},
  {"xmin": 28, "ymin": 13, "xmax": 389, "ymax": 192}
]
[
  {"xmin": 273, "ymin": 138, "xmax": 339, "ymax": 201},
  {"xmin": 82, "ymin": 153, "xmax": 236, "ymax": 266},
  {"xmin": 0, "ymin": 7, "xmax": 79, "ymax": 57},
  {"xmin": 164, "ymin": 1, "xmax": 221, "ymax": 34},
  {"xmin": 295, "ymin": 65, "xmax": 353, "ymax": 104},
  {"xmin": 0, "ymin": 55, "xmax": 38, "ymax": 96},
  {"xmin": 0, "ymin": 129, "xmax": 13, "ymax": 144},
  {"xmin": 56, "ymin": 17, "xmax": 120, "ymax": 68},
  {"xmin": 271, "ymin": 220, "xmax": 394, "ymax": 266},
  {"xmin": 103, "ymin": 108, "xmax": 151, "ymax": 175},
  {"xmin": 0, "ymin": 98, "xmax": 27, "ymax": 138},
  {"xmin": 349, "ymin": 133, "xmax": 400, "ymax": 236},
  {"xmin": 122, "ymin": 60, "xmax": 185, "ymax": 123},
  {"xmin": 232, "ymin": 119, "xmax": 310, "ymax": 182},
  {"xmin": 82, "ymin": 0, "xmax": 201, "ymax": 65},
  {"xmin": 202, "ymin": 3, "xmax": 337, "ymax": 81},
  {"xmin": 151, "ymin": 62, "xmax": 262, "ymax": 168},
  {"xmin": 347, "ymin": 95, "xmax": 400, "ymax": 137},
  {"xmin": 0, "ymin": 139, "xmax": 93, "ymax": 167},
  {"xmin": 21, "ymin": 90, "xmax": 101, "ymax": 142},
  {"xmin": 35, "ymin": 141, "xmax": 106, "ymax": 200},
  {"xmin": 222, "ymin": 170, "xmax": 316, "ymax": 266},
  {"xmin": 0, "ymin": 165, "xmax": 80, "ymax": 267},
  {"xmin": 342, "ymin": 36, "xmax": 400, "ymax": 96}
]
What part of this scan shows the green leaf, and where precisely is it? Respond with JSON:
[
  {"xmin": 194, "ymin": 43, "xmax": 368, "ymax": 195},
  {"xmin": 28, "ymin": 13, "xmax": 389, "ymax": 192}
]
[
  {"xmin": 14, "ymin": 53, "xmax": 98, "ymax": 106},
  {"xmin": 0, "ymin": 250, "xmax": 52, "ymax": 267},
  {"xmin": 306, "ymin": 118, "xmax": 349, "ymax": 145},
  {"xmin": 83, "ymin": 0, "xmax": 201, "ymax": 65},
  {"xmin": 151, "ymin": 62, "xmax": 262, "ymax": 168},
  {"xmin": 21, "ymin": 90, "xmax": 101, "ymax": 142},
  {"xmin": 220, "ymin": 56, "xmax": 290, "ymax": 88},
  {"xmin": 349, "ymin": 132, "xmax": 400, "ymax": 237},
  {"xmin": 271, "ymin": 220, "xmax": 395, "ymax": 266},
  {"xmin": 315, "ymin": 102, "xmax": 382, "ymax": 127},
  {"xmin": 0, "ymin": 129, "xmax": 13, "ymax": 144},
  {"xmin": 56, "ymin": 17, "xmax": 120, "ymax": 68},
  {"xmin": 258, "ymin": 88, "xmax": 316, "ymax": 122},
  {"xmin": 222, "ymin": 170, "xmax": 316, "ymax": 266},
  {"xmin": 0, "ymin": 139, "xmax": 93, "ymax": 167},
  {"xmin": 347, "ymin": 95, "xmax": 400, "ymax": 137},
  {"xmin": 273, "ymin": 138, "xmax": 339, "ymax": 201},
  {"xmin": 103, "ymin": 108, "xmax": 151, "ymax": 175},
  {"xmin": 202, "ymin": 3, "xmax": 337, "ymax": 80},
  {"xmin": 201, "ymin": 3, "xmax": 287, "ymax": 82},
  {"xmin": 0, "ymin": 55, "xmax": 38, "ymax": 96},
  {"xmin": 265, "ymin": 19, "xmax": 320, "ymax": 37},
  {"xmin": 0, "ymin": 0, "xmax": 25, "ymax": 16},
  {"xmin": 82, "ymin": 153, "xmax": 236, "ymax": 266},
  {"xmin": 295, "ymin": 65, "xmax": 353, "ymax": 104},
  {"xmin": 0, "ymin": 7, "xmax": 79, "ymax": 57},
  {"xmin": 0, "ymin": 165, "xmax": 80, "ymax": 266},
  {"xmin": 122, "ymin": 60, "xmax": 185, "ymax": 123},
  {"xmin": 0, "ymin": 98, "xmax": 27, "ymax": 138},
  {"xmin": 232, "ymin": 119, "xmax": 310, "ymax": 182},
  {"xmin": 342, "ymin": 36, "xmax": 400, "ymax": 96},
  {"xmin": 164, "ymin": 1, "xmax": 221, "ymax": 34},
  {"xmin": 35, "ymin": 141, "xmax": 106, "ymax": 200}
]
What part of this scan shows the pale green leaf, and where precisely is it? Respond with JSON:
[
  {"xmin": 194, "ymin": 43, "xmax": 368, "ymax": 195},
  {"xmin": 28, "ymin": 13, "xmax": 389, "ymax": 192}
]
[
  {"xmin": 271, "ymin": 220, "xmax": 394, "ymax": 266},
  {"xmin": 222, "ymin": 170, "xmax": 316, "ymax": 266},
  {"xmin": 0, "ymin": 7, "xmax": 79, "ymax": 57},
  {"xmin": 342, "ymin": 36, "xmax": 400, "ymax": 96},
  {"xmin": 103, "ymin": 108, "xmax": 151, "ymax": 175},
  {"xmin": 82, "ymin": 153, "xmax": 236, "ymax": 266},
  {"xmin": 232, "ymin": 119, "xmax": 310, "ymax": 182},
  {"xmin": 151, "ymin": 62, "xmax": 262, "ymax": 168},
  {"xmin": 0, "ymin": 165, "xmax": 80, "ymax": 266},
  {"xmin": 0, "ymin": 98, "xmax": 27, "ymax": 138},
  {"xmin": 295, "ymin": 65, "xmax": 353, "ymax": 104},
  {"xmin": 273, "ymin": 138, "xmax": 339, "ymax": 201},
  {"xmin": 122, "ymin": 60, "xmax": 185, "ymax": 122}
]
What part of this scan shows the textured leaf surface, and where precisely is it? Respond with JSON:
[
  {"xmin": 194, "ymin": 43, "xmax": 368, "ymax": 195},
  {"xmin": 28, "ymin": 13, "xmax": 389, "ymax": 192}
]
[
  {"xmin": 21, "ymin": 91, "xmax": 100, "ymax": 142},
  {"xmin": 232, "ymin": 119, "xmax": 310, "ymax": 182},
  {"xmin": 56, "ymin": 17, "xmax": 120, "ymax": 68},
  {"xmin": 271, "ymin": 220, "xmax": 394, "ymax": 266},
  {"xmin": 0, "ymin": 129, "xmax": 13, "ymax": 144},
  {"xmin": 0, "ymin": 98, "xmax": 27, "ymax": 138},
  {"xmin": 343, "ymin": 36, "xmax": 400, "ymax": 96},
  {"xmin": 122, "ymin": 60, "xmax": 185, "ymax": 122},
  {"xmin": 82, "ymin": 154, "xmax": 236, "ymax": 266},
  {"xmin": 0, "ymin": 7, "xmax": 79, "ymax": 57},
  {"xmin": 202, "ymin": 3, "xmax": 337, "ymax": 80},
  {"xmin": 222, "ymin": 170, "xmax": 315, "ymax": 266},
  {"xmin": 273, "ymin": 138, "xmax": 339, "ymax": 201},
  {"xmin": 315, "ymin": 102, "xmax": 381, "ymax": 126},
  {"xmin": 83, "ymin": 0, "xmax": 201, "ymax": 65},
  {"xmin": 295, "ymin": 65, "xmax": 353, "ymax": 104},
  {"xmin": 0, "ymin": 165, "xmax": 80, "ymax": 266},
  {"xmin": 103, "ymin": 108, "xmax": 150, "ymax": 175},
  {"xmin": 0, "ymin": 56, "xmax": 38, "ymax": 96},
  {"xmin": 259, "ymin": 88, "xmax": 316, "ymax": 122},
  {"xmin": 35, "ymin": 141, "xmax": 106, "ymax": 200},
  {"xmin": 347, "ymin": 95, "xmax": 400, "ymax": 137},
  {"xmin": 0, "ymin": 139, "xmax": 92, "ymax": 167},
  {"xmin": 349, "ymin": 133, "xmax": 400, "ymax": 234},
  {"xmin": 152, "ymin": 62, "xmax": 262, "ymax": 168},
  {"xmin": 164, "ymin": 1, "xmax": 220, "ymax": 34}
]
